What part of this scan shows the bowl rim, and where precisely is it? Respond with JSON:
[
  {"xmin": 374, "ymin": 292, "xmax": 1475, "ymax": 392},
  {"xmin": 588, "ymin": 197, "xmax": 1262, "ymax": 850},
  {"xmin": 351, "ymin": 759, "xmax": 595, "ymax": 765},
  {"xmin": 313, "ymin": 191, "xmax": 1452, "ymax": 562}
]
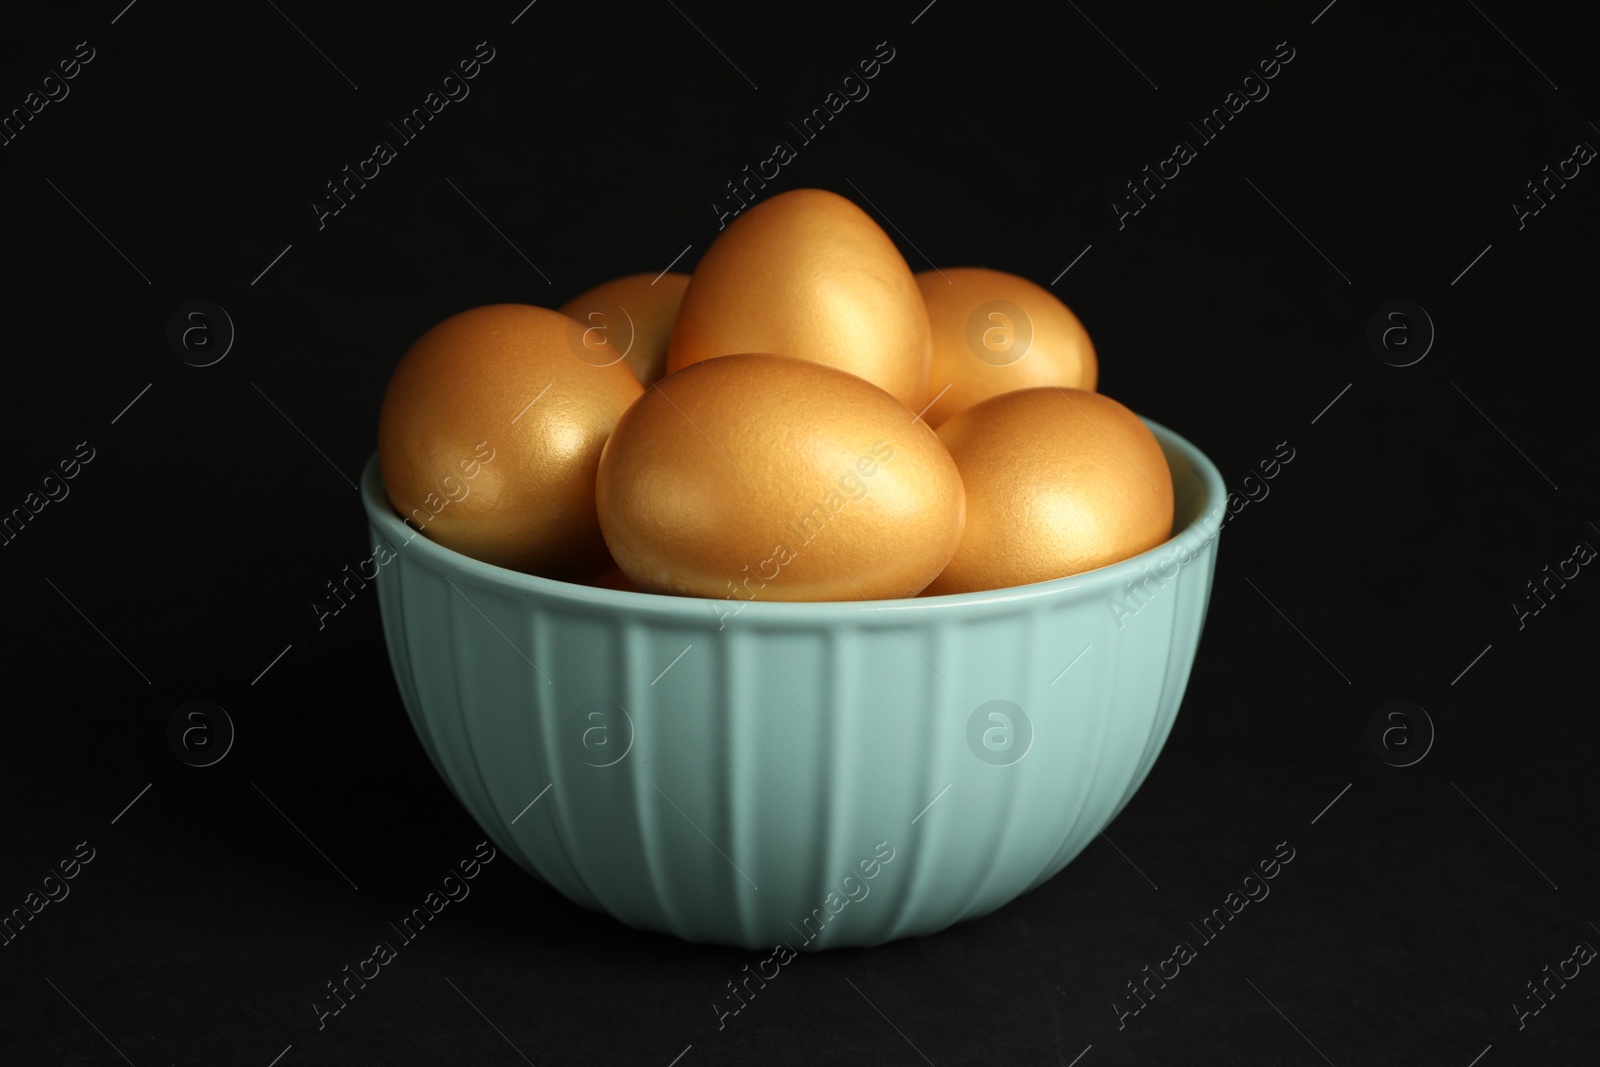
[{"xmin": 359, "ymin": 416, "xmax": 1226, "ymax": 619}]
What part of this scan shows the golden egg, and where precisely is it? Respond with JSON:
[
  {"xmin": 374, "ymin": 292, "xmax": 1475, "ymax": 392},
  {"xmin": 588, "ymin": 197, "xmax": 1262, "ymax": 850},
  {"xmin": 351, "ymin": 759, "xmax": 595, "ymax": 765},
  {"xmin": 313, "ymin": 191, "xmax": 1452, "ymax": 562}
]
[
  {"xmin": 923, "ymin": 387, "xmax": 1172, "ymax": 596},
  {"xmin": 378, "ymin": 303, "xmax": 643, "ymax": 577},
  {"xmin": 916, "ymin": 268, "xmax": 1097, "ymax": 427},
  {"xmin": 666, "ymin": 188, "xmax": 932, "ymax": 407},
  {"xmin": 559, "ymin": 272, "xmax": 689, "ymax": 386},
  {"xmin": 598, "ymin": 353, "xmax": 964, "ymax": 600}
]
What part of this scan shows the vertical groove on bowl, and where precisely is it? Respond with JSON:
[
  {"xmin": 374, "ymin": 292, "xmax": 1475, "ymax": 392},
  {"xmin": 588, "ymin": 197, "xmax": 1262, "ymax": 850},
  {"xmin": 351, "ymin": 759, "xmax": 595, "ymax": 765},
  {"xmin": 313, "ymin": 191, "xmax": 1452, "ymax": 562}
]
[
  {"xmin": 411, "ymin": 564, "xmax": 494, "ymax": 833},
  {"xmin": 1116, "ymin": 536, "xmax": 1215, "ymax": 823},
  {"xmin": 868, "ymin": 615, "xmax": 933, "ymax": 946},
  {"xmin": 724, "ymin": 623, "xmax": 760, "ymax": 948},
  {"xmin": 814, "ymin": 625, "xmax": 863, "ymax": 950},
  {"xmin": 993, "ymin": 600, "xmax": 1073, "ymax": 904},
  {"xmin": 1067, "ymin": 640, "xmax": 1119, "ymax": 877},
  {"xmin": 626, "ymin": 619, "xmax": 681, "ymax": 937},
  {"xmin": 449, "ymin": 581, "xmax": 515, "ymax": 862},
  {"xmin": 953, "ymin": 608, "xmax": 1038, "ymax": 924},
  {"xmin": 378, "ymin": 532, "xmax": 427, "ymax": 755},
  {"xmin": 531, "ymin": 605, "xmax": 604, "ymax": 911},
  {"xmin": 881, "ymin": 616, "xmax": 958, "ymax": 942},
  {"xmin": 1117, "ymin": 562, "xmax": 1188, "ymax": 813},
  {"xmin": 1099, "ymin": 585, "xmax": 1179, "ymax": 835},
  {"xmin": 787, "ymin": 626, "xmax": 833, "ymax": 950},
  {"xmin": 1026, "ymin": 600, "xmax": 1118, "ymax": 893},
  {"xmin": 1063, "ymin": 600, "xmax": 1115, "ymax": 870},
  {"xmin": 1198, "ymin": 535, "xmax": 1219, "ymax": 618},
  {"xmin": 685, "ymin": 630, "xmax": 731, "ymax": 942},
  {"xmin": 392, "ymin": 559, "xmax": 447, "ymax": 780}
]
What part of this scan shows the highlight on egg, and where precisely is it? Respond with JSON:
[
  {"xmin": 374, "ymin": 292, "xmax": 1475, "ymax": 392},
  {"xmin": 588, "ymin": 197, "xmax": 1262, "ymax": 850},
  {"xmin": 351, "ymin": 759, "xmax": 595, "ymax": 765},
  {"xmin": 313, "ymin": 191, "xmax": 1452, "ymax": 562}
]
[
  {"xmin": 922, "ymin": 387, "xmax": 1172, "ymax": 597},
  {"xmin": 377, "ymin": 303, "xmax": 643, "ymax": 577},
  {"xmin": 597, "ymin": 353, "xmax": 964, "ymax": 601},
  {"xmin": 666, "ymin": 188, "xmax": 932, "ymax": 408},
  {"xmin": 559, "ymin": 272, "xmax": 689, "ymax": 387},
  {"xmin": 916, "ymin": 267, "xmax": 1097, "ymax": 427}
]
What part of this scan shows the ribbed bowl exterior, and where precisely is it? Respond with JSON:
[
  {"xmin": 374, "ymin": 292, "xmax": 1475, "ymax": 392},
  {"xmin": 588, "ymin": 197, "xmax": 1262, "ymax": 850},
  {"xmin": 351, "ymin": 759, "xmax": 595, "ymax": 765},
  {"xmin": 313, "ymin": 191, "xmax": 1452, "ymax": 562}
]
[{"xmin": 361, "ymin": 419, "xmax": 1224, "ymax": 951}]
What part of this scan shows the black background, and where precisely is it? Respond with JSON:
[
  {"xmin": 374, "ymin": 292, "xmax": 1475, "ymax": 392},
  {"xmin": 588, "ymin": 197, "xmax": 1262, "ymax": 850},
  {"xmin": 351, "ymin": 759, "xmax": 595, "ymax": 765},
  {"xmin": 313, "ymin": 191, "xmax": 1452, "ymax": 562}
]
[{"xmin": 2, "ymin": 1, "xmax": 1598, "ymax": 1064}]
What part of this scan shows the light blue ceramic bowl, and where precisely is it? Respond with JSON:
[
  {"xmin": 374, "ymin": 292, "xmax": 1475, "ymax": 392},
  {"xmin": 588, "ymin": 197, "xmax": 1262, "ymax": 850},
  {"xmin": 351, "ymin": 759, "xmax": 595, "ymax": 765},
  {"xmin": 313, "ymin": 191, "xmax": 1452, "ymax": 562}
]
[{"xmin": 360, "ymin": 418, "xmax": 1223, "ymax": 951}]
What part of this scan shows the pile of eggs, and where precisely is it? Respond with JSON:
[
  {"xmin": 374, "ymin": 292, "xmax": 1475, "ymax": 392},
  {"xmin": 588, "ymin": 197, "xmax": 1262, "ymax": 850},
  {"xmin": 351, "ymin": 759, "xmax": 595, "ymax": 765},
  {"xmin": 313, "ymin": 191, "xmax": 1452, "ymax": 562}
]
[{"xmin": 377, "ymin": 188, "xmax": 1173, "ymax": 601}]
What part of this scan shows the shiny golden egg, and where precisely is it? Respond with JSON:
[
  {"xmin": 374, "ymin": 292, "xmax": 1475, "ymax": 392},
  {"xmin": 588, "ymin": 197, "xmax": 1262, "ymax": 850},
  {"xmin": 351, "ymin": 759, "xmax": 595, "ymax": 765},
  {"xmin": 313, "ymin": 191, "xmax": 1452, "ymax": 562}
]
[
  {"xmin": 666, "ymin": 189, "xmax": 932, "ymax": 408},
  {"xmin": 559, "ymin": 272, "xmax": 689, "ymax": 387},
  {"xmin": 377, "ymin": 303, "xmax": 643, "ymax": 577},
  {"xmin": 916, "ymin": 268, "xmax": 1097, "ymax": 427},
  {"xmin": 923, "ymin": 387, "xmax": 1171, "ymax": 596},
  {"xmin": 597, "ymin": 353, "xmax": 964, "ymax": 600}
]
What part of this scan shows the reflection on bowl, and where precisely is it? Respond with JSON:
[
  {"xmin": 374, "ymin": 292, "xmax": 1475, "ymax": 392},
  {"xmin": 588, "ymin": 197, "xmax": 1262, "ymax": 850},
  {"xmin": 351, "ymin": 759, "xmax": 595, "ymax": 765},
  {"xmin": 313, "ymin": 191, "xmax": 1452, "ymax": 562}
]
[{"xmin": 360, "ymin": 418, "xmax": 1224, "ymax": 950}]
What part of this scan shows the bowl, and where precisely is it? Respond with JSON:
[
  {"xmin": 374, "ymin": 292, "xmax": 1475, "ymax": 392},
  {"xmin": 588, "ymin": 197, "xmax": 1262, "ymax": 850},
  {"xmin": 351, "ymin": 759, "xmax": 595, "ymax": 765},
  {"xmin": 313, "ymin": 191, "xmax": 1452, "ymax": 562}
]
[{"xmin": 359, "ymin": 418, "xmax": 1224, "ymax": 950}]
